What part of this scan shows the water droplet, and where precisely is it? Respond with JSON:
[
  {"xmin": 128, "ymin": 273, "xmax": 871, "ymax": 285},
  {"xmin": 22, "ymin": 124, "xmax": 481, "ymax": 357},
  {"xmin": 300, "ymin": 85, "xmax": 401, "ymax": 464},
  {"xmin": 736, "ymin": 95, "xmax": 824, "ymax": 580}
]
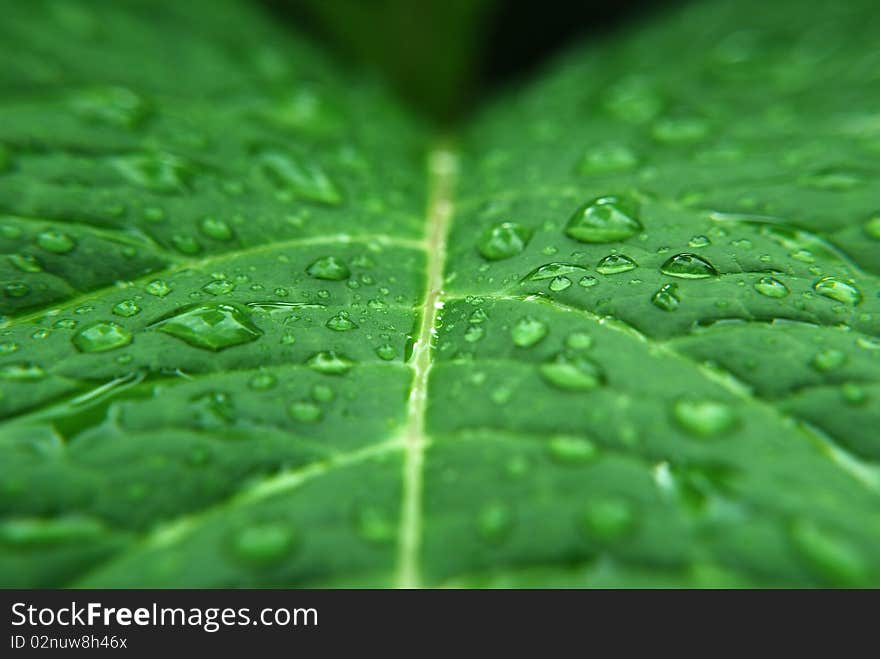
[
  {"xmin": 326, "ymin": 311, "xmax": 358, "ymax": 331},
  {"xmin": 754, "ymin": 276, "xmax": 789, "ymax": 298},
  {"xmin": 810, "ymin": 349, "xmax": 846, "ymax": 373},
  {"xmin": 145, "ymin": 279, "xmax": 172, "ymax": 297},
  {"xmin": 864, "ymin": 215, "xmax": 880, "ymax": 240},
  {"xmin": 672, "ymin": 398, "xmax": 737, "ymax": 437},
  {"xmin": 288, "ymin": 401, "xmax": 322, "ymax": 422},
  {"xmin": 170, "ymin": 234, "xmax": 201, "ymax": 255},
  {"xmin": 565, "ymin": 195, "xmax": 642, "ymax": 243},
  {"xmin": 72, "ymin": 321, "xmax": 132, "ymax": 353},
  {"xmin": 0, "ymin": 341, "xmax": 19, "ymax": 355},
  {"xmin": 652, "ymin": 117, "xmax": 709, "ymax": 143},
  {"xmin": 306, "ymin": 256, "xmax": 350, "ymax": 281},
  {"xmin": 580, "ymin": 498, "xmax": 635, "ymax": 541},
  {"xmin": 478, "ymin": 503, "xmax": 514, "ymax": 544},
  {"xmin": 596, "ymin": 253, "xmax": 637, "ymax": 275},
  {"xmin": 203, "ymin": 279, "xmax": 235, "ymax": 296},
  {"xmin": 231, "ymin": 523, "xmax": 295, "ymax": 566},
  {"xmin": 375, "ymin": 344, "xmax": 395, "ymax": 361},
  {"xmin": 688, "ymin": 235, "xmax": 711, "ymax": 248},
  {"xmin": 540, "ymin": 352, "xmax": 605, "ymax": 391},
  {"xmin": 841, "ymin": 383, "xmax": 866, "ymax": 405},
  {"xmin": 36, "ymin": 230, "xmax": 76, "ymax": 254},
  {"xmin": 113, "ymin": 152, "xmax": 193, "ymax": 192},
  {"xmin": 311, "ymin": 384, "xmax": 334, "ymax": 403},
  {"xmin": 3, "ymin": 281, "xmax": 31, "ymax": 297},
  {"xmin": 156, "ymin": 302, "xmax": 262, "ymax": 351},
  {"xmin": 522, "ymin": 262, "xmax": 587, "ymax": 282},
  {"xmin": 548, "ymin": 436, "xmax": 597, "ymax": 464},
  {"xmin": 249, "ymin": 373, "xmax": 277, "ymax": 390},
  {"xmin": 578, "ymin": 275, "xmax": 598, "ymax": 288},
  {"xmin": 477, "ymin": 222, "xmax": 532, "ymax": 260},
  {"xmin": 578, "ymin": 143, "xmax": 638, "ymax": 174},
  {"xmin": 0, "ymin": 516, "xmax": 105, "ymax": 546},
  {"xmin": 9, "ymin": 254, "xmax": 42, "ymax": 273},
  {"xmin": 31, "ymin": 329, "xmax": 49, "ymax": 340},
  {"xmin": 511, "ymin": 316, "xmax": 548, "ymax": 347},
  {"xmin": 257, "ymin": 150, "xmax": 342, "ymax": 205},
  {"xmin": 565, "ymin": 332, "xmax": 593, "ymax": 350},
  {"xmin": 110, "ymin": 300, "xmax": 141, "ymax": 318},
  {"xmin": 660, "ymin": 253, "xmax": 719, "ymax": 279},
  {"xmin": 469, "ymin": 309, "xmax": 489, "ymax": 324},
  {"xmin": 71, "ymin": 86, "xmax": 148, "ymax": 128},
  {"xmin": 0, "ymin": 362, "xmax": 45, "ymax": 380},
  {"xmin": 280, "ymin": 332, "xmax": 296, "ymax": 345},
  {"xmin": 355, "ymin": 507, "xmax": 395, "ymax": 543},
  {"xmin": 199, "ymin": 217, "xmax": 234, "ymax": 241},
  {"xmin": 651, "ymin": 283, "xmax": 680, "ymax": 311},
  {"xmin": 306, "ymin": 351, "xmax": 353, "ymax": 375},
  {"xmin": 464, "ymin": 325, "xmax": 485, "ymax": 342},
  {"xmin": 812, "ymin": 277, "xmax": 861, "ymax": 306},
  {"xmin": 789, "ymin": 519, "xmax": 868, "ymax": 586},
  {"xmin": 549, "ymin": 276, "xmax": 572, "ymax": 291}
]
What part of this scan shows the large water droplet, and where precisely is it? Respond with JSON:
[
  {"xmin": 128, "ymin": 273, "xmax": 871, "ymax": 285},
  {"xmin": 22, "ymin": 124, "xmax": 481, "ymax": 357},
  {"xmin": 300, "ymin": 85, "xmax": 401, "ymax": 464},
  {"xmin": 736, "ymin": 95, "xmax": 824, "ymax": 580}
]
[
  {"xmin": 72, "ymin": 321, "xmax": 132, "ymax": 353},
  {"xmin": 307, "ymin": 351, "xmax": 353, "ymax": 375},
  {"xmin": 660, "ymin": 253, "xmax": 719, "ymax": 279},
  {"xmin": 477, "ymin": 222, "xmax": 532, "ymax": 261},
  {"xmin": 565, "ymin": 195, "xmax": 642, "ymax": 243},
  {"xmin": 511, "ymin": 316, "xmax": 548, "ymax": 347},
  {"xmin": 306, "ymin": 256, "xmax": 350, "ymax": 281},
  {"xmin": 539, "ymin": 352, "xmax": 605, "ymax": 391},
  {"xmin": 672, "ymin": 398, "xmax": 737, "ymax": 437},
  {"xmin": 754, "ymin": 276, "xmax": 789, "ymax": 298},
  {"xmin": 36, "ymin": 230, "xmax": 76, "ymax": 254},
  {"xmin": 326, "ymin": 311, "xmax": 358, "ymax": 331},
  {"xmin": 231, "ymin": 523, "xmax": 296, "ymax": 566},
  {"xmin": 812, "ymin": 277, "xmax": 862, "ymax": 306},
  {"xmin": 596, "ymin": 253, "xmax": 638, "ymax": 275},
  {"xmin": 651, "ymin": 283, "xmax": 680, "ymax": 311},
  {"xmin": 156, "ymin": 303, "xmax": 261, "ymax": 351}
]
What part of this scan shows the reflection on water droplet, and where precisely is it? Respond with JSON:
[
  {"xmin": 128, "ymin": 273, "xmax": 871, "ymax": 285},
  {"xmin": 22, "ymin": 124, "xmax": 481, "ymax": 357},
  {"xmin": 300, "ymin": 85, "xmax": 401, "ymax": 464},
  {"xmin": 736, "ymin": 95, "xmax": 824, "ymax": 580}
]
[
  {"xmin": 155, "ymin": 302, "xmax": 261, "ymax": 351},
  {"xmin": 548, "ymin": 436, "xmax": 597, "ymax": 464},
  {"xmin": 596, "ymin": 253, "xmax": 637, "ymax": 275},
  {"xmin": 672, "ymin": 398, "xmax": 737, "ymax": 437},
  {"xmin": 660, "ymin": 253, "xmax": 719, "ymax": 279},
  {"xmin": 326, "ymin": 311, "xmax": 358, "ymax": 331},
  {"xmin": 754, "ymin": 276, "xmax": 789, "ymax": 298},
  {"xmin": 549, "ymin": 276, "xmax": 572, "ymax": 291},
  {"xmin": 112, "ymin": 299, "xmax": 141, "ymax": 317},
  {"xmin": 307, "ymin": 256, "xmax": 350, "ymax": 281},
  {"xmin": 36, "ymin": 230, "xmax": 76, "ymax": 254},
  {"xmin": 812, "ymin": 277, "xmax": 861, "ymax": 306},
  {"xmin": 202, "ymin": 279, "xmax": 235, "ymax": 296},
  {"xmin": 307, "ymin": 351, "xmax": 353, "ymax": 375},
  {"xmin": 651, "ymin": 283, "xmax": 680, "ymax": 311},
  {"xmin": 145, "ymin": 279, "xmax": 172, "ymax": 297},
  {"xmin": 540, "ymin": 352, "xmax": 604, "ymax": 391},
  {"xmin": 511, "ymin": 316, "xmax": 548, "ymax": 347},
  {"xmin": 477, "ymin": 222, "xmax": 532, "ymax": 261},
  {"xmin": 72, "ymin": 321, "xmax": 132, "ymax": 353},
  {"xmin": 566, "ymin": 195, "xmax": 642, "ymax": 243},
  {"xmin": 288, "ymin": 400, "xmax": 322, "ymax": 422},
  {"xmin": 688, "ymin": 235, "xmax": 711, "ymax": 248},
  {"xmin": 199, "ymin": 216, "xmax": 234, "ymax": 241}
]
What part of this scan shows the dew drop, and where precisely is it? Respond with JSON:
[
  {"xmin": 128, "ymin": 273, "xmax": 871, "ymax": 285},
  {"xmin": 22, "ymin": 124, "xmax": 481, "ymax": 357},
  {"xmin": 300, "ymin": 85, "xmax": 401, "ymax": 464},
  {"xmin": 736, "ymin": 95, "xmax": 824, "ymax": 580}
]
[
  {"xmin": 688, "ymin": 235, "xmax": 711, "ymax": 248},
  {"xmin": 549, "ymin": 276, "xmax": 572, "ymax": 291},
  {"xmin": 0, "ymin": 362, "xmax": 45, "ymax": 380},
  {"xmin": 469, "ymin": 308, "xmax": 489, "ymax": 324},
  {"xmin": 36, "ymin": 230, "xmax": 76, "ymax": 254},
  {"xmin": 596, "ymin": 253, "xmax": 637, "ymax": 275},
  {"xmin": 464, "ymin": 325, "xmax": 485, "ymax": 342},
  {"xmin": 248, "ymin": 373, "xmax": 277, "ymax": 390},
  {"xmin": 580, "ymin": 498, "xmax": 635, "ymax": 541},
  {"xmin": 145, "ymin": 279, "xmax": 172, "ymax": 297},
  {"xmin": 548, "ymin": 435, "xmax": 598, "ymax": 464},
  {"xmin": 864, "ymin": 215, "xmax": 880, "ymax": 240},
  {"xmin": 306, "ymin": 351, "xmax": 353, "ymax": 375},
  {"xmin": 257, "ymin": 150, "xmax": 342, "ymax": 205},
  {"xmin": 288, "ymin": 401, "xmax": 322, "ymax": 422},
  {"xmin": 812, "ymin": 277, "xmax": 862, "ymax": 306},
  {"xmin": 375, "ymin": 344, "xmax": 396, "ymax": 361},
  {"xmin": 660, "ymin": 253, "xmax": 719, "ymax": 279},
  {"xmin": 810, "ymin": 349, "xmax": 846, "ymax": 373},
  {"xmin": 199, "ymin": 216, "xmax": 234, "ymax": 241},
  {"xmin": 578, "ymin": 275, "xmax": 598, "ymax": 288},
  {"xmin": 72, "ymin": 321, "xmax": 132, "ymax": 353},
  {"xmin": 111, "ymin": 299, "xmax": 140, "ymax": 317},
  {"xmin": 672, "ymin": 398, "xmax": 737, "ymax": 437},
  {"xmin": 754, "ymin": 276, "xmax": 789, "ymax": 298},
  {"xmin": 477, "ymin": 222, "xmax": 532, "ymax": 261},
  {"xmin": 565, "ymin": 332, "xmax": 593, "ymax": 350},
  {"xmin": 113, "ymin": 152, "xmax": 193, "ymax": 192},
  {"xmin": 0, "ymin": 341, "xmax": 19, "ymax": 355},
  {"xmin": 478, "ymin": 503, "xmax": 514, "ymax": 544},
  {"xmin": 539, "ymin": 352, "xmax": 604, "ymax": 391},
  {"xmin": 565, "ymin": 195, "xmax": 642, "ymax": 243},
  {"xmin": 522, "ymin": 262, "xmax": 587, "ymax": 282},
  {"xmin": 577, "ymin": 143, "xmax": 638, "ymax": 174},
  {"xmin": 202, "ymin": 279, "xmax": 235, "ymax": 296},
  {"xmin": 651, "ymin": 283, "xmax": 680, "ymax": 311},
  {"xmin": 170, "ymin": 234, "xmax": 201, "ymax": 255},
  {"xmin": 326, "ymin": 311, "xmax": 358, "ymax": 331},
  {"xmin": 2, "ymin": 282, "xmax": 28, "ymax": 298},
  {"xmin": 231, "ymin": 523, "xmax": 295, "ymax": 566},
  {"xmin": 155, "ymin": 302, "xmax": 261, "ymax": 351},
  {"xmin": 306, "ymin": 256, "xmax": 350, "ymax": 281},
  {"xmin": 10, "ymin": 254, "xmax": 42, "ymax": 273},
  {"xmin": 511, "ymin": 316, "xmax": 548, "ymax": 347}
]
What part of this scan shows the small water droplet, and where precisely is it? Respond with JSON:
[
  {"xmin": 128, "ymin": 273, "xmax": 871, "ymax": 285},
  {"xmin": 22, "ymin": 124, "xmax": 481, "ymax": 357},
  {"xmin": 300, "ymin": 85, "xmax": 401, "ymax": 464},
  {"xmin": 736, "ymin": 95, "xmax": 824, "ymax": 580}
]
[
  {"xmin": 477, "ymin": 222, "xmax": 532, "ymax": 260},
  {"xmin": 0, "ymin": 362, "xmax": 45, "ymax": 380},
  {"xmin": 36, "ymin": 230, "xmax": 76, "ymax": 254},
  {"xmin": 113, "ymin": 152, "xmax": 193, "ymax": 192},
  {"xmin": 549, "ymin": 276, "xmax": 572, "ymax": 291},
  {"xmin": 660, "ymin": 253, "xmax": 719, "ymax": 279},
  {"xmin": 578, "ymin": 275, "xmax": 598, "ymax": 288},
  {"xmin": 202, "ymin": 279, "xmax": 235, "ymax": 296},
  {"xmin": 375, "ymin": 344, "xmax": 396, "ymax": 360},
  {"xmin": 548, "ymin": 435, "xmax": 597, "ymax": 464},
  {"xmin": 810, "ymin": 348, "xmax": 846, "ymax": 373},
  {"xmin": 9, "ymin": 254, "xmax": 42, "ymax": 273},
  {"xmin": 511, "ymin": 316, "xmax": 548, "ymax": 347},
  {"xmin": 464, "ymin": 325, "xmax": 485, "ymax": 342},
  {"xmin": 306, "ymin": 256, "xmax": 350, "ymax": 281},
  {"xmin": 565, "ymin": 195, "xmax": 642, "ymax": 243},
  {"xmin": 311, "ymin": 384, "xmax": 334, "ymax": 402},
  {"xmin": 841, "ymin": 382, "xmax": 866, "ymax": 405},
  {"xmin": 539, "ymin": 352, "xmax": 605, "ymax": 391},
  {"xmin": 596, "ymin": 253, "xmax": 637, "ymax": 275},
  {"xmin": 0, "ymin": 341, "xmax": 19, "ymax": 355},
  {"xmin": 469, "ymin": 309, "xmax": 489, "ymax": 324},
  {"xmin": 522, "ymin": 262, "xmax": 587, "ymax": 282},
  {"xmin": 651, "ymin": 283, "xmax": 680, "ymax": 311},
  {"xmin": 249, "ymin": 372, "xmax": 277, "ymax": 390},
  {"xmin": 564, "ymin": 332, "xmax": 592, "ymax": 350},
  {"xmin": 672, "ymin": 398, "xmax": 737, "ymax": 437},
  {"xmin": 355, "ymin": 507, "xmax": 395, "ymax": 543},
  {"xmin": 864, "ymin": 214, "xmax": 880, "ymax": 240},
  {"xmin": 288, "ymin": 400, "xmax": 322, "ymax": 422},
  {"xmin": 812, "ymin": 277, "xmax": 861, "ymax": 306},
  {"xmin": 580, "ymin": 498, "xmax": 635, "ymax": 541},
  {"xmin": 231, "ymin": 523, "xmax": 296, "ymax": 566},
  {"xmin": 155, "ymin": 302, "xmax": 261, "ymax": 351},
  {"xmin": 111, "ymin": 299, "xmax": 140, "ymax": 317},
  {"xmin": 306, "ymin": 351, "xmax": 353, "ymax": 375},
  {"xmin": 145, "ymin": 279, "xmax": 172, "ymax": 297},
  {"xmin": 478, "ymin": 503, "xmax": 514, "ymax": 544},
  {"xmin": 688, "ymin": 235, "xmax": 711, "ymax": 248},
  {"xmin": 199, "ymin": 216, "xmax": 234, "ymax": 241},
  {"xmin": 72, "ymin": 321, "xmax": 132, "ymax": 353},
  {"xmin": 754, "ymin": 276, "xmax": 789, "ymax": 298},
  {"xmin": 170, "ymin": 234, "xmax": 201, "ymax": 255},
  {"xmin": 326, "ymin": 311, "xmax": 358, "ymax": 331},
  {"xmin": 578, "ymin": 143, "xmax": 638, "ymax": 174}
]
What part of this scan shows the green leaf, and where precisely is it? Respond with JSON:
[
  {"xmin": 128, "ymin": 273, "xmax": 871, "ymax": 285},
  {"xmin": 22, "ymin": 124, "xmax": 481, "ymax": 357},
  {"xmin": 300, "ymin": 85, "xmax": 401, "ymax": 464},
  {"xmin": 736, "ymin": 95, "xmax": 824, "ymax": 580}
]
[{"xmin": 1, "ymin": 0, "xmax": 879, "ymax": 588}]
